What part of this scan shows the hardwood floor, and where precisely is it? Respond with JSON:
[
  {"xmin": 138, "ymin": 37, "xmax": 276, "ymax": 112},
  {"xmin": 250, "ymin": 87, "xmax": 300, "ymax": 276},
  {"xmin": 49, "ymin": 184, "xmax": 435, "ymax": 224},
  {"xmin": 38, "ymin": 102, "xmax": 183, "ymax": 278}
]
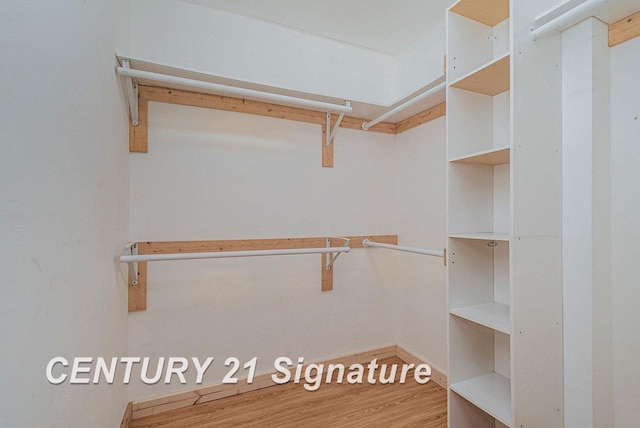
[{"xmin": 132, "ymin": 357, "xmax": 448, "ymax": 427}]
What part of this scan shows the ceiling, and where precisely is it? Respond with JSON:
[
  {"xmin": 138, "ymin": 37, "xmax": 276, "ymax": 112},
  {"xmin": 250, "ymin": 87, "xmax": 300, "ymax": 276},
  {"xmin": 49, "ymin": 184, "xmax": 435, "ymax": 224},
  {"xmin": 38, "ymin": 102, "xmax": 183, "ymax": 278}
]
[{"xmin": 180, "ymin": 0, "xmax": 455, "ymax": 55}]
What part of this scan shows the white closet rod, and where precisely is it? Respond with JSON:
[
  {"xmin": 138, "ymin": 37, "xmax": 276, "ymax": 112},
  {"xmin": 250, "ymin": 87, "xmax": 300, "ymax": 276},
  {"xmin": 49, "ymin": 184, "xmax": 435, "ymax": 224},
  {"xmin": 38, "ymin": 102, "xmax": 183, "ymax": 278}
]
[
  {"xmin": 361, "ymin": 78, "xmax": 445, "ymax": 131},
  {"xmin": 531, "ymin": 0, "xmax": 607, "ymax": 39},
  {"xmin": 120, "ymin": 247, "xmax": 351, "ymax": 264},
  {"xmin": 362, "ymin": 239, "xmax": 444, "ymax": 258},
  {"xmin": 116, "ymin": 66, "xmax": 353, "ymax": 114}
]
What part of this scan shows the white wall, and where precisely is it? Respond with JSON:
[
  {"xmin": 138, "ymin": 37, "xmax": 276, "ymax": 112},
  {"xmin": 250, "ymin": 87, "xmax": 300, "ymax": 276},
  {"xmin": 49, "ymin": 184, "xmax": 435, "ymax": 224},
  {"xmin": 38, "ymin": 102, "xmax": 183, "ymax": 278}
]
[
  {"xmin": 128, "ymin": 0, "xmax": 395, "ymax": 105},
  {"xmin": 393, "ymin": 118, "xmax": 448, "ymax": 374},
  {"xmin": 127, "ymin": 101, "xmax": 447, "ymax": 399},
  {"xmin": 128, "ymin": 0, "xmax": 448, "ymax": 108},
  {"xmin": 395, "ymin": 22, "xmax": 447, "ymax": 98},
  {"xmin": 0, "ymin": 1, "xmax": 130, "ymax": 427},
  {"xmin": 610, "ymin": 35, "xmax": 640, "ymax": 427}
]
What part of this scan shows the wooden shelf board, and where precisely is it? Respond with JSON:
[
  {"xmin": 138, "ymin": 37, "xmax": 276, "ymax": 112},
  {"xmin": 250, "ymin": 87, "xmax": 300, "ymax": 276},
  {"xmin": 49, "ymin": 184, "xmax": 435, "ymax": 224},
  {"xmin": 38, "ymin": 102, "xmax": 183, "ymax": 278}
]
[
  {"xmin": 451, "ymin": 372, "xmax": 512, "ymax": 426},
  {"xmin": 450, "ymin": 302, "xmax": 511, "ymax": 334},
  {"xmin": 450, "ymin": 54, "xmax": 510, "ymax": 96},
  {"xmin": 450, "ymin": 0, "xmax": 509, "ymax": 27},
  {"xmin": 449, "ymin": 233, "xmax": 510, "ymax": 242},
  {"xmin": 450, "ymin": 146, "xmax": 510, "ymax": 165}
]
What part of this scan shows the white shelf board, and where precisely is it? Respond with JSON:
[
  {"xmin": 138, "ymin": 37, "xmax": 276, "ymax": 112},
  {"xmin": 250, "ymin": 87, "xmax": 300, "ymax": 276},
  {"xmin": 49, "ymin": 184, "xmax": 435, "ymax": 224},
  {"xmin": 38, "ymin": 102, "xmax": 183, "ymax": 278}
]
[
  {"xmin": 450, "ymin": 302, "xmax": 511, "ymax": 334},
  {"xmin": 449, "ymin": 53, "xmax": 510, "ymax": 96},
  {"xmin": 449, "ymin": 233, "xmax": 510, "ymax": 241},
  {"xmin": 449, "ymin": 146, "xmax": 510, "ymax": 165},
  {"xmin": 450, "ymin": 372, "xmax": 512, "ymax": 426}
]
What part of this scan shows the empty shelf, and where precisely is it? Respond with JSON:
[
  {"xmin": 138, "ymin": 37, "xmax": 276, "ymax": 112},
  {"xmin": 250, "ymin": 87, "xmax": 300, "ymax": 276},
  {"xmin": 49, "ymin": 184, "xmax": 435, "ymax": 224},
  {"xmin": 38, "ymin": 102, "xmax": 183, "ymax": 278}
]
[
  {"xmin": 450, "ymin": 54, "xmax": 510, "ymax": 96},
  {"xmin": 450, "ymin": 302, "xmax": 511, "ymax": 334},
  {"xmin": 449, "ymin": 233, "xmax": 510, "ymax": 241},
  {"xmin": 450, "ymin": 372, "xmax": 512, "ymax": 426},
  {"xmin": 450, "ymin": 146, "xmax": 510, "ymax": 165}
]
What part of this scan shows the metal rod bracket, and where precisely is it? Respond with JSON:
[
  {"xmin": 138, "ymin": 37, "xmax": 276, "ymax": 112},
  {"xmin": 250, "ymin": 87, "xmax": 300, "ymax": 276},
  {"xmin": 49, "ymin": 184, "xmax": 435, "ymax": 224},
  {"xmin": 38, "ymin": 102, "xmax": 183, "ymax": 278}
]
[
  {"xmin": 326, "ymin": 101, "xmax": 350, "ymax": 146},
  {"xmin": 124, "ymin": 242, "xmax": 139, "ymax": 285},
  {"xmin": 121, "ymin": 59, "xmax": 139, "ymax": 126},
  {"xmin": 326, "ymin": 237, "xmax": 350, "ymax": 270}
]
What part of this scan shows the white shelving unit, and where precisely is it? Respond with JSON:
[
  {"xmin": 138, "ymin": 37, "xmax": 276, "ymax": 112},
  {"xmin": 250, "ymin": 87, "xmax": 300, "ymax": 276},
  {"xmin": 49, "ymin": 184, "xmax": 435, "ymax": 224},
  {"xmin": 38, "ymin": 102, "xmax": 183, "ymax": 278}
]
[{"xmin": 446, "ymin": 1, "xmax": 564, "ymax": 427}]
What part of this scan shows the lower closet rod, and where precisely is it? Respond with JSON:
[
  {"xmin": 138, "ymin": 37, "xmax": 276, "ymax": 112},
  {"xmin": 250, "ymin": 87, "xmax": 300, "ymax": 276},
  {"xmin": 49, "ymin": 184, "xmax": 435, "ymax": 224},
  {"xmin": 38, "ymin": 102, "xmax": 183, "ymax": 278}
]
[
  {"xmin": 121, "ymin": 247, "xmax": 350, "ymax": 263},
  {"xmin": 362, "ymin": 239, "xmax": 444, "ymax": 258}
]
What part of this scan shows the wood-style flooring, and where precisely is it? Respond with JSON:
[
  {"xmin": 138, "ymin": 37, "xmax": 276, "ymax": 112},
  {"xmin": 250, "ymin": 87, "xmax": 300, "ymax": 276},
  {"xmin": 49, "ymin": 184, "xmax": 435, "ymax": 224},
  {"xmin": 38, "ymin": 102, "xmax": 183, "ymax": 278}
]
[{"xmin": 132, "ymin": 357, "xmax": 447, "ymax": 427}]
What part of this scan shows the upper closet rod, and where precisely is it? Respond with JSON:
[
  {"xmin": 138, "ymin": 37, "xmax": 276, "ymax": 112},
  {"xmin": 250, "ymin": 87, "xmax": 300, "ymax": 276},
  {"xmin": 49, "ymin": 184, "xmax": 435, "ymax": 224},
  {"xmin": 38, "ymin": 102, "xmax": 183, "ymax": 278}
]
[
  {"xmin": 116, "ymin": 65, "xmax": 353, "ymax": 114},
  {"xmin": 361, "ymin": 77, "xmax": 445, "ymax": 131},
  {"xmin": 362, "ymin": 239, "xmax": 445, "ymax": 259},
  {"xmin": 530, "ymin": 0, "xmax": 607, "ymax": 39}
]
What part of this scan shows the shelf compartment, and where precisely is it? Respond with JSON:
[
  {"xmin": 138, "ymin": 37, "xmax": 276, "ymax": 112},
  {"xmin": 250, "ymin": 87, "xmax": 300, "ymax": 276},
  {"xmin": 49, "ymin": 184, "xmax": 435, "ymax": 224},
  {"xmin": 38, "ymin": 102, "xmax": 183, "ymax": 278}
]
[
  {"xmin": 448, "ymin": 238, "xmax": 510, "ymax": 319},
  {"xmin": 450, "ymin": 0, "xmax": 509, "ymax": 27},
  {"xmin": 450, "ymin": 54, "xmax": 510, "ymax": 96},
  {"xmin": 451, "ymin": 372, "xmax": 512, "ymax": 427},
  {"xmin": 448, "ymin": 162, "xmax": 510, "ymax": 235},
  {"xmin": 449, "ymin": 233, "xmax": 510, "ymax": 241},
  {"xmin": 450, "ymin": 146, "xmax": 510, "ymax": 165},
  {"xmin": 447, "ymin": 84, "xmax": 510, "ymax": 159},
  {"xmin": 450, "ymin": 302, "xmax": 510, "ymax": 334}
]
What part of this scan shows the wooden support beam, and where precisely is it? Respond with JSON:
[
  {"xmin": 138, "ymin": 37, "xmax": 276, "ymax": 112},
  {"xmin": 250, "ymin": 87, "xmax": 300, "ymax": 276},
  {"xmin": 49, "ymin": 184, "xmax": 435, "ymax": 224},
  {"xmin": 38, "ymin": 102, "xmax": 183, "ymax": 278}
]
[
  {"xmin": 141, "ymin": 86, "xmax": 327, "ymax": 126},
  {"xmin": 129, "ymin": 95, "xmax": 148, "ymax": 152},
  {"xmin": 609, "ymin": 10, "xmax": 640, "ymax": 47},
  {"xmin": 321, "ymin": 253, "xmax": 333, "ymax": 291},
  {"xmin": 137, "ymin": 235, "xmax": 397, "ymax": 254},
  {"xmin": 322, "ymin": 124, "xmax": 333, "ymax": 168},
  {"xmin": 340, "ymin": 116, "xmax": 395, "ymax": 134},
  {"xmin": 128, "ymin": 235, "xmax": 398, "ymax": 312},
  {"xmin": 395, "ymin": 102, "xmax": 446, "ymax": 134},
  {"xmin": 128, "ymin": 261, "xmax": 147, "ymax": 312},
  {"xmin": 129, "ymin": 86, "xmax": 396, "ymax": 155},
  {"xmin": 127, "ymin": 86, "xmax": 449, "ymax": 159}
]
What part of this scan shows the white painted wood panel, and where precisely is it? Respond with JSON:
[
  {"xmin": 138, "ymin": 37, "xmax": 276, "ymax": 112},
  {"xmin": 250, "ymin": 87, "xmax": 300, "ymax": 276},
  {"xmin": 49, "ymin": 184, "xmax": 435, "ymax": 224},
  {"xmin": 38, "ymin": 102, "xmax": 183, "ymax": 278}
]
[
  {"xmin": 449, "ymin": 163, "xmax": 495, "ymax": 233},
  {"xmin": 450, "ymin": 391, "xmax": 496, "ymax": 428},
  {"xmin": 449, "ymin": 316, "xmax": 496, "ymax": 384},
  {"xmin": 493, "ymin": 19, "xmax": 510, "ymax": 58},
  {"xmin": 610, "ymin": 34, "xmax": 640, "ymax": 428},
  {"xmin": 493, "ymin": 91, "xmax": 510, "ymax": 150},
  {"xmin": 447, "ymin": 11, "xmax": 494, "ymax": 82},
  {"xmin": 493, "ymin": 164, "xmax": 510, "ymax": 234},
  {"xmin": 511, "ymin": 1, "xmax": 563, "ymax": 239},
  {"xmin": 494, "ymin": 331, "xmax": 511, "ymax": 380},
  {"xmin": 448, "ymin": 238, "xmax": 496, "ymax": 309},
  {"xmin": 447, "ymin": 88, "xmax": 494, "ymax": 159},
  {"xmin": 511, "ymin": 236, "xmax": 563, "ymax": 427},
  {"xmin": 493, "ymin": 241, "xmax": 510, "ymax": 306}
]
